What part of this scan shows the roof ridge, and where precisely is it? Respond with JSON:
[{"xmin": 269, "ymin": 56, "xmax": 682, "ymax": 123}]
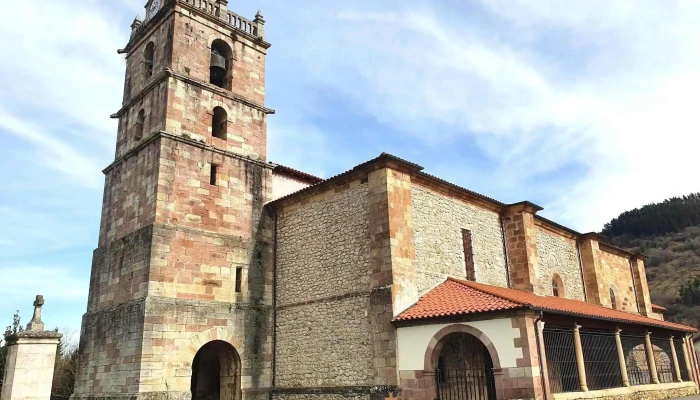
[
  {"xmin": 447, "ymin": 277, "xmax": 532, "ymax": 306},
  {"xmin": 443, "ymin": 278, "xmax": 694, "ymax": 332}
]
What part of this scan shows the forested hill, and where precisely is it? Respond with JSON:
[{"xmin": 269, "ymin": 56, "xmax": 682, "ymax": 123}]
[
  {"xmin": 602, "ymin": 193, "xmax": 700, "ymax": 237},
  {"xmin": 602, "ymin": 193, "xmax": 700, "ymax": 328}
]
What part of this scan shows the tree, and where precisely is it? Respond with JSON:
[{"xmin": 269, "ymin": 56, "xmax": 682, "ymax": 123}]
[
  {"xmin": 0, "ymin": 311, "xmax": 24, "ymax": 393},
  {"xmin": 51, "ymin": 330, "xmax": 78, "ymax": 400},
  {"xmin": 680, "ymin": 277, "xmax": 700, "ymax": 306}
]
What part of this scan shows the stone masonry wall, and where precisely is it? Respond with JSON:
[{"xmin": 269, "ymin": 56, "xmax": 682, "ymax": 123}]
[
  {"xmin": 117, "ymin": 81, "xmax": 170, "ymax": 158},
  {"xmin": 275, "ymin": 181, "xmax": 375, "ymax": 389},
  {"xmin": 165, "ymin": 78, "xmax": 267, "ymax": 161},
  {"xmin": 411, "ymin": 185, "xmax": 508, "ymax": 294},
  {"xmin": 536, "ymin": 227, "xmax": 585, "ymax": 300},
  {"xmin": 117, "ymin": 15, "xmax": 174, "ymax": 158},
  {"xmin": 276, "ymin": 183, "xmax": 369, "ymax": 306},
  {"xmin": 275, "ymin": 297, "xmax": 374, "ymax": 387},
  {"xmin": 172, "ymin": 6, "xmax": 266, "ymax": 106},
  {"xmin": 599, "ymin": 248, "xmax": 638, "ymax": 312},
  {"xmin": 88, "ymin": 226, "xmax": 152, "ymax": 312},
  {"xmin": 149, "ymin": 138, "xmax": 272, "ymax": 302},
  {"xmin": 74, "ymin": 299, "xmax": 146, "ymax": 396},
  {"xmin": 139, "ymin": 297, "xmax": 273, "ymax": 398},
  {"xmin": 99, "ymin": 140, "xmax": 160, "ymax": 247}
]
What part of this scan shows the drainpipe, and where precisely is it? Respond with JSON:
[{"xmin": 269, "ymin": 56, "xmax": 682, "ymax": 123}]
[
  {"xmin": 535, "ymin": 311, "xmax": 548, "ymax": 400},
  {"xmin": 269, "ymin": 211, "xmax": 278, "ymax": 400},
  {"xmin": 500, "ymin": 215, "xmax": 512, "ymax": 289},
  {"xmin": 576, "ymin": 240, "xmax": 588, "ymax": 302}
]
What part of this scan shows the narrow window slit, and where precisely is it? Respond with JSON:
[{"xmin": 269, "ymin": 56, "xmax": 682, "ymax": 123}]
[
  {"xmin": 210, "ymin": 164, "xmax": 218, "ymax": 186},
  {"xmin": 235, "ymin": 267, "xmax": 243, "ymax": 293},
  {"xmin": 462, "ymin": 229, "xmax": 475, "ymax": 281}
]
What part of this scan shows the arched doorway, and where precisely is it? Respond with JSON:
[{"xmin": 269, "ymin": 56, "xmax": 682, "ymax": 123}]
[
  {"xmin": 435, "ymin": 333, "xmax": 496, "ymax": 400},
  {"xmin": 191, "ymin": 340, "xmax": 241, "ymax": 400}
]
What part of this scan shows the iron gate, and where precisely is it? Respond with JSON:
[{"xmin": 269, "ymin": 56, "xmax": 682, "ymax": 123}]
[{"xmin": 435, "ymin": 334, "xmax": 496, "ymax": 400}]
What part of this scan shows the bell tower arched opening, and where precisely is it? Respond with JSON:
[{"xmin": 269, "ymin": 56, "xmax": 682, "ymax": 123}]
[
  {"xmin": 191, "ymin": 340, "xmax": 241, "ymax": 400},
  {"xmin": 210, "ymin": 40, "xmax": 233, "ymax": 90}
]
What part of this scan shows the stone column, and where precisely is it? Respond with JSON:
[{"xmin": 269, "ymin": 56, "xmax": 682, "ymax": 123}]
[
  {"xmin": 573, "ymin": 324, "xmax": 588, "ymax": 392},
  {"xmin": 670, "ymin": 336, "xmax": 682, "ymax": 382},
  {"xmin": 614, "ymin": 328, "xmax": 630, "ymax": 387},
  {"xmin": 644, "ymin": 332, "xmax": 660, "ymax": 384},
  {"xmin": 682, "ymin": 335, "xmax": 693, "ymax": 383},
  {"xmin": 1, "ymin": 296, "xmax": 62, "ymax": 400}
]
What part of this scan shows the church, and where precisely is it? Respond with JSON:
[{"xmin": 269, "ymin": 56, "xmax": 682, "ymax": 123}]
[{"xmin": 72, "ymin": 1, "xmax": 700, "ymax": 400}]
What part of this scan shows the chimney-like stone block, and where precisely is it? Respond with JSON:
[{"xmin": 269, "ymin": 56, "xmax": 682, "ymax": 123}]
[
  {"xmin": 579, "ymin": 234, "xmax": 603, "ymax": 305},
  {"xmin": 503, "ymin": 203, "xmax": 542, "ymax": 293},
  {"xmin": 631, "ymin": 255, "xmax": 653, "ymax": 316}
]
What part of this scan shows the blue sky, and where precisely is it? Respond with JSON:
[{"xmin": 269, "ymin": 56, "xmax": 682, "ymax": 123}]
[{"xmin": 2, "ymin": 0, "xmax": 700, "ymax": 335}]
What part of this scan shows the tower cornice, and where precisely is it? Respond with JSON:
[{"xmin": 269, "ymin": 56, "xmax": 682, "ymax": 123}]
[
  {"xmin": 103, "ymin": 131, "xmax": 274, "ymax": 175},
  {"xmin": 112, "ymin": 68, "xmax": 275, "ymax": 119}
]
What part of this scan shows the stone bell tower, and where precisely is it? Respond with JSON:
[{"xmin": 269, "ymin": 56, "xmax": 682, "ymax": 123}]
[{"xmin": 72, "ymin": 1, "xmax": 274, "ymax": 400}]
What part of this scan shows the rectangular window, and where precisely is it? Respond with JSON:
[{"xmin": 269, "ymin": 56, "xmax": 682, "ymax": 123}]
[
  {"xmin": 235, "ymin": 267, "xmax": 243, "ymax": 293},
  {"xmin": 462, "ymin": 229, "xmax": 475, "ymax": 281},
  {"xmin": 210, "ymin": 164, "xmax": 218, "ymax": 186}
]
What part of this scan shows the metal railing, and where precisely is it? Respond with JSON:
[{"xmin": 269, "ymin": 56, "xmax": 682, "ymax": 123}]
[
  {"xmin": 180, "ymin": 0, "xmax": 257, "ymax": 36},
  {"xmin": 651, "ymin": 337, "xmax": 677, "ymax": 384},
  {"xmin": 620, "ymin": 334, "xmax": 651, "ymax": 386},
  {"xmin": 580, "ymin": 330, "xmax": 623, "ymax": 390},
  {"xmin": 543, "ymin": 327, "xmax": 580, "ymax": 393},
  {"xmin": 435, "ymin": 369, "xmax": 495, "ymax": 400}
]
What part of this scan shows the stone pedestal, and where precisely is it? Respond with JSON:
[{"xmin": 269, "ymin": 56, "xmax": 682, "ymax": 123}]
[
  {"xmin": 1, "ymin": 331, "xmax": 62, "ymax": 400},
  {"xmin": 1, "ymin": 295, "xmax": 62, "ymax": 400}
]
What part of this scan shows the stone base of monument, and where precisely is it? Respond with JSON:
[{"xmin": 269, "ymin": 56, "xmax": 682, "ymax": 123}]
[{"xmin": 1, "ymin": 296, "xmax": 63, "ymax": 400}]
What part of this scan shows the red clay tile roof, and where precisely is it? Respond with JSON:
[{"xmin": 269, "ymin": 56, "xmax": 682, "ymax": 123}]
[
  {"xmin": 396, "ymin": 278, "xmax": 695, "ymax": 332},
  {"xmin": 652, "ymin": 304, "xmax": 668, "ymax": 311}
]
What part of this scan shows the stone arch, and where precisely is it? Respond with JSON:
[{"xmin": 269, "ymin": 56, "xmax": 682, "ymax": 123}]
[
  {"xmin": 209, "ymin": 38, "xmax": 234, "ymax": 89},
  {"xmin": 212, "ymin": 106, "xmax": 228, "ymax": 139},
  {"xmin": 609, "ymin": 284, "xmax": 620, "ymax": 310},
  {"xmin": 144, "ymin": 41, "xmax": 155, "ymax": 77},
  {"xmin": 423, "ymin": 323, "xmax": 502, "ymax": 371},
  {"xmin": 191, "ymin": 340, "xmax": 241, "ymax": 400},
  {"xmin": 552, "ymin": 273, "xmax": 565, "ymax": 298},
  {"xmin": 184, "ymin": 327, "xmax": 246, "ymax": 362}
]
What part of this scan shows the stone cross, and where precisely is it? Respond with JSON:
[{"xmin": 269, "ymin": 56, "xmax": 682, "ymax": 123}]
[{"xmin": 26, "ymin": 295, "xmax": 45, "ymax": 332}]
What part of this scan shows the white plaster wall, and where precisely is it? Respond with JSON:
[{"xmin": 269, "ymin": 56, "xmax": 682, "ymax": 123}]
[
  {"xmin": 271, "ymin": 173, "xmax": 312, "ymax": 200},
  {"xmin": 397, "ymin": 319, "xmax": 522, "ymax": 371},
  {"xmin": 1, "ymin": 338, "xmax": 60, "ymax": 400}
]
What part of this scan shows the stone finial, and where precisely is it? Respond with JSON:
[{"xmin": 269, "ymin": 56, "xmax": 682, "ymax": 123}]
[
  {"xmin": 26, "ymin": 295, "xmax": 45, "ymax": 332},
  {"xmin": 130, "ymin": 15, "xmax": 143, "ymax": 38},
  {"xmin": 131, "ymin": 15, "xmax": 142, "ymax": 29},
  {"xmin": 254, "ymin": 10, "xmax": 265, "ymax": 39}
]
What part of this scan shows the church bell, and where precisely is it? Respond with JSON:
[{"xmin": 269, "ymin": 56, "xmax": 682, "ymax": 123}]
[{"xmin": 210, "ymin": 50, "xmax": 227, "ymax": 85}]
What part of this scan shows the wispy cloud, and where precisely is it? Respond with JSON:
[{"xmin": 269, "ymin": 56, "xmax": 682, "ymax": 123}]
[
  {"xmin": 257, "ymin": 0, "xmax": 700, "ymax": 231},
  {"xmin": 2, "ymin": 0, "xmax": 700, "ymax": 332}
]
